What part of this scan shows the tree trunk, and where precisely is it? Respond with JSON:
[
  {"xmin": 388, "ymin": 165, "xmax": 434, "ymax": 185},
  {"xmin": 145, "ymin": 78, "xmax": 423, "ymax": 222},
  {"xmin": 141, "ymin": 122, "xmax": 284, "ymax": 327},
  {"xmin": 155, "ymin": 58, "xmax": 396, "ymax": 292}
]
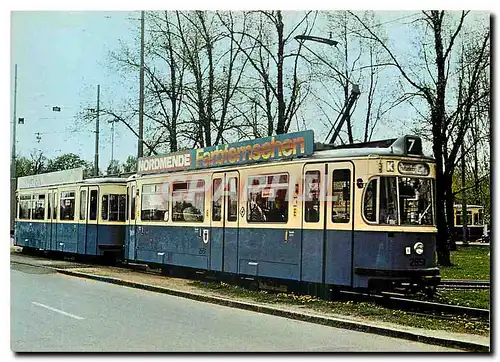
[
  {"xmin": 444, "ymin": 177, "xmax": 457, "ymax": 252},
  {"xmin": 275, "ymin": 11, "xmax": 285, "ymax": 135},
  {"xmin": 461, "ymin": 142, "xmax": 469, "ymax": 246},
  {"xmin": 432, "ymin": 112, "xmax": 452, "ymax": 266}
]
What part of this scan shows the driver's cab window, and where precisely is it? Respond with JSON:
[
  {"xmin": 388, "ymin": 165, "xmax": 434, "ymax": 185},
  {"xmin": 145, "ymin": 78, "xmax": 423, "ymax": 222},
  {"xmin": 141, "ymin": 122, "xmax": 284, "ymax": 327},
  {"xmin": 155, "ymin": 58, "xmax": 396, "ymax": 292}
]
[
  {"xmin": 363, "ymin": 179, "xmax": 378, "ymax": 222},
  {"xmin": 379, "ymin": 177, "xmax": 398, "ymax": 225}
]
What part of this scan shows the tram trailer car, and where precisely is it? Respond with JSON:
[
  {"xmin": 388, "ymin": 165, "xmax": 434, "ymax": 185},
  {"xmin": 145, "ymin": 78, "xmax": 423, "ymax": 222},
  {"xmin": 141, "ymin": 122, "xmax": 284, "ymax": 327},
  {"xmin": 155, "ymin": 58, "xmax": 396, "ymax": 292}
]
[
  {"xmin": 452, "ymin": 205, "xmax": 487, "ymax": 242},
  {"xmin": 125, "ymin": 131, "xmax": 440, "ymax": 296},
  {"xmin": 15, "ymin": 168, "xmax": 127, "ymax": 260}
]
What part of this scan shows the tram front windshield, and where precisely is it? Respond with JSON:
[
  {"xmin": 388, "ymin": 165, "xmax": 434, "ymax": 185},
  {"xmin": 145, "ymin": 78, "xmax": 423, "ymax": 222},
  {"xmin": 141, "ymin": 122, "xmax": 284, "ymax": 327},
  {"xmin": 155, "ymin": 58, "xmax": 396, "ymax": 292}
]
[{"xmin": 365, "ymin": 176, "xmax": 434, "ymax": 226}]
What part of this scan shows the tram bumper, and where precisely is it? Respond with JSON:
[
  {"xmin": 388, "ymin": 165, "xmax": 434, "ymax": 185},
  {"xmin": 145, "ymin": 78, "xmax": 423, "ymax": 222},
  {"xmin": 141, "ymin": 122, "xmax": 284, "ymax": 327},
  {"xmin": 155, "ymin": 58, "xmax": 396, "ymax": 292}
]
[{"xmin": 354, "ymin": 267, "xmax": 441, "ymax": 291}]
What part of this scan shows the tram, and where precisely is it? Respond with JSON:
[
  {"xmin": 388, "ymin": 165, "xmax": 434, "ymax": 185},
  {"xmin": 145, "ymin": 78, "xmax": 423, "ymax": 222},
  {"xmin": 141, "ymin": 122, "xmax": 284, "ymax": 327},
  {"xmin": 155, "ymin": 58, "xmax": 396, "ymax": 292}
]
[
  {"xmin": 125, "ymin": 131, "xmax": 440, "ymax": 295},
  {"xmin": 15, "ymin": 168, "xmax": 127, "ymax": 259},
  {"xmin": 452, "ymin": 204, "xmax": 488, "ymax": 242},
  {"xmin": 13, "ymin": 131, "xmax": 440, "ymax": 295}
]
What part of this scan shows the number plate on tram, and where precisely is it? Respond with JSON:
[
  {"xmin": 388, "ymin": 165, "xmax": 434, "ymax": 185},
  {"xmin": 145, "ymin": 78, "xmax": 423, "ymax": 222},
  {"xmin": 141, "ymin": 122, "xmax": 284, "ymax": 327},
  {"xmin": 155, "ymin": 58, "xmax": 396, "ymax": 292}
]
[{"xmin": 409, "ymin": 258, "xmax": 425, "ymax": 267}]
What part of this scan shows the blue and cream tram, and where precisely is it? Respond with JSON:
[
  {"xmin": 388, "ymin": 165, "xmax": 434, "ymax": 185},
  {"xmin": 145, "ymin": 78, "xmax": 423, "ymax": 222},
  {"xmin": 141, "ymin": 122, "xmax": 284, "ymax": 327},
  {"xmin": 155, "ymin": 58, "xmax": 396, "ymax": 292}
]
[
  {"xmin": 15, "ymin": 168, "xmax": 127, "ymax": 259},
  {"xmin": 126, "ymin": 131, "xmax": 440, "ymax": 295}
]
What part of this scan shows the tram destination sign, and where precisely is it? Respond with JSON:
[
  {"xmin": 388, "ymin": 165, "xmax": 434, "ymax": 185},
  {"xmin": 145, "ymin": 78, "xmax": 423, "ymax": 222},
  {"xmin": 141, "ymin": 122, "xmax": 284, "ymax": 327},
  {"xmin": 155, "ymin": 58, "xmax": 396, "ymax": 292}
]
[{"xmin": 137, "ymin": 130, "xmax": 314, "ymax": 174}]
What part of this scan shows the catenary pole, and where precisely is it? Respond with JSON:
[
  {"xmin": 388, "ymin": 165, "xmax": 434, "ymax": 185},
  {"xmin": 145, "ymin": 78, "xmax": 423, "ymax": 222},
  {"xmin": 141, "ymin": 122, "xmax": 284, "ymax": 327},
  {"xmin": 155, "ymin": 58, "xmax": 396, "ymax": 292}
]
[
  {"xmin": 138, "ymin": 10, "xmax": 145, "ymax": 158},
  {"xmin": 10, "ymin": 64, "xmax": 18, "ymax": 234}
]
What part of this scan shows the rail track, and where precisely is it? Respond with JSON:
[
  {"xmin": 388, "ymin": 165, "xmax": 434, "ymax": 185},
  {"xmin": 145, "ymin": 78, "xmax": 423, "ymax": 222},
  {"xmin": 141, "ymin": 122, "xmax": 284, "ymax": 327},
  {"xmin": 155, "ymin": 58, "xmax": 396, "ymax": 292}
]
[
  {"xmin": 438, "ymin": 280, "xmax": 490, "ymax": 290},
  {"xmin": 340, "ymin": 290, "xmax": 490, "ymax": 320}
]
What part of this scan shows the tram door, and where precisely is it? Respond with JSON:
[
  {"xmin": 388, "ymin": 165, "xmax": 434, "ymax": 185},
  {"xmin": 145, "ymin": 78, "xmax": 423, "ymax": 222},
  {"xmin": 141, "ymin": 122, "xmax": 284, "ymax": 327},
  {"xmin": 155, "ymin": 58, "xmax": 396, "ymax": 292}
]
[
  {"xmin": 301, "ymin": 162, "xmax": 354, "ymax": 286},
  {"xmin": 46, "ymin": 189, "xmax": 57, "ymax": 250},
  {"xmin": 210, "ymin": 171, "xmax": 239, "ymax": 272},
  {"xmin": 77, "ymin": 186, "xmax": 94, "ymax": 254},
  {"xmin": 126, "ymin": 182, "xmax": 138, "ymax": 261},
  {"xmin": 325, "ymin": 162, "xmax": 354, "ymax": 286},
  {"xmin": 85, "ymin": 187, "xmax": 99, "ymax": 255},
  {"xmin": 301, "ymin": 164, "xmax": 326, "ymax": 283}
]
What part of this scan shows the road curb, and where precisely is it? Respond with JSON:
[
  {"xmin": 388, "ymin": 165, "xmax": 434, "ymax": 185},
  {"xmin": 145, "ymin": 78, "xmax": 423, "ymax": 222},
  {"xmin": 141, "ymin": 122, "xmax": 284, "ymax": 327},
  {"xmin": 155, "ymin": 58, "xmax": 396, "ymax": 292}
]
[{"xmin": 51, "ymin": 268, "xmax": 489, "ymax": 352}]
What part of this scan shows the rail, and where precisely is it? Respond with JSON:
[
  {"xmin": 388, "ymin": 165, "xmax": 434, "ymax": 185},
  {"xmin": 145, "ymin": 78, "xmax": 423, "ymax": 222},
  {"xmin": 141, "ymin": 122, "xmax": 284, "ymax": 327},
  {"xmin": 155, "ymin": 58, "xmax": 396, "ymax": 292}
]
[{"xmin": 439, "ymin": 280, "xmax": 490, "ymax": 290}]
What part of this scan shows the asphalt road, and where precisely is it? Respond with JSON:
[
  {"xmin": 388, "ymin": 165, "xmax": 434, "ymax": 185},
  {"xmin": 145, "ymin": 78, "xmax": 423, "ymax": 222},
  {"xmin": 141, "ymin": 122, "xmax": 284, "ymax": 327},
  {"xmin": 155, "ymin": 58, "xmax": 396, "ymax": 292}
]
[{"xmin": 11, "ymin": 263, "xmax": 460, "ymax": 352}]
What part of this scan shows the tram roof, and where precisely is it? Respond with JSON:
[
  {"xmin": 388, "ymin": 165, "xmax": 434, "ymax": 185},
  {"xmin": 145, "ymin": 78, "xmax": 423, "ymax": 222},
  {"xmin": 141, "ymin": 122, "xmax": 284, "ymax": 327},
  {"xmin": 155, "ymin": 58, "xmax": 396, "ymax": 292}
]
[
  {"xmin": 16, "ymin": 175, "xmax": 128, "ymax": 190},
  {"xmin": 133, "ymin": 132, "xmax": 434, "ymax": 178},
  {"xmin": 311, "ymin": 146, "xmax": 434, "ymax": 160},
  {"xmin": 82, "ymin": 177, "xmax": 128, "ymax": 184},
  {"xmin": 125, "ymin": 136, "xmax": 434, "ymax": 180}
]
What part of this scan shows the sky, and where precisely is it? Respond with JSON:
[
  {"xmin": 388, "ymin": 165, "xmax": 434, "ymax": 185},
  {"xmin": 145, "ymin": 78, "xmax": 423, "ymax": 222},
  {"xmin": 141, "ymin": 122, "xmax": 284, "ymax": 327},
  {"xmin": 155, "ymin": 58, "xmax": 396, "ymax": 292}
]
[
  {"xmin": 10, "ymin": 10, "xmax": 140, "ymax": 170},
  {"xmin": 7, "ymin": 8, "xmax": 491, "ymax": 171}
]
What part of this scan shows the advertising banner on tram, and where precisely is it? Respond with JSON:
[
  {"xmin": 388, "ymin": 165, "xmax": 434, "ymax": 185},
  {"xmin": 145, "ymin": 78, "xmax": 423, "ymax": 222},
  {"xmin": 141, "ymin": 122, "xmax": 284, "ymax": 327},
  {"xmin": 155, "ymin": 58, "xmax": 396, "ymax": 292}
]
[{"xmin": 137, "ymin": 130, "xmax": 314, "ymax": 174}]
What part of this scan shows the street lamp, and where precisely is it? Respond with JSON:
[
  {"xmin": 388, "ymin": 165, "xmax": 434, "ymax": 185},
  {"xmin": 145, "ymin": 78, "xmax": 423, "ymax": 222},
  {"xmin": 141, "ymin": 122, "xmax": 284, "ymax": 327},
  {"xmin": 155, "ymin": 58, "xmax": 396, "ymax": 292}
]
[
  {"xmin": 294, "ymin": 34, "xmax": 361, "ymax": 145},
  {"xmin": 295, "ymin": 34, "xmax": 339, "ymax": 47}
]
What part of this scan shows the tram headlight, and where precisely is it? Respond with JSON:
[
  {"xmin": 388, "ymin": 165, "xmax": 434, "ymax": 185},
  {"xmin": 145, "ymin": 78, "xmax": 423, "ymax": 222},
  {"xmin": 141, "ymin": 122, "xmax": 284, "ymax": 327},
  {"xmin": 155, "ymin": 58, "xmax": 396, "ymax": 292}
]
[{"xmin": 414, "ymin": 242, "xmax": 424, "ymax": 255}]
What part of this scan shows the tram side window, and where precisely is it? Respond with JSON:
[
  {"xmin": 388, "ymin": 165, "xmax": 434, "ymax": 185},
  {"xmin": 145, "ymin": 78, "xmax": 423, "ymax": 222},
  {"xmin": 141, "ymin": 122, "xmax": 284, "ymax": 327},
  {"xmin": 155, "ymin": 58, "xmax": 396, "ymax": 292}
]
[
  {"xmin": 363, "ymin": 179, "xmax": 378, "ymax": 222},
  {"xmin": 110, "ymin": 195, "xmax": 118, "ymax": 221},
  {"xmin": 118, "ymin": 195, "xmax": 126, "ymax": 221},
  {"xmin": 467, "ymin": 211, "xmax": 472, "ymax": 226},
  {"xmin": 32, "ymin": 194, "xmax": 45, "ymax": 220},
  {"xmin": 103, "ymin": 194, "xmax": 127, "ymax": 221},
  {"xmin": 102, "ymin": 195, "xmax": 109, "ymax": 220},
  {"xmin": 125, "ymin": 189, "xmax": 129, "ymax": 221},
  {"xmin": 130, "ymin": 187, "xmax": 136, "ymax": 220},
  {"xmin": 212, "ymin": 178, "xmax": 222, "ymax": 222},
  {"xmin": 172, "ymin": 180, "xmax": 205, "ymax": 222},
  {"xmin": 80, "ymin": 190, "xmax": 87, "ymax": 220},
  {"xmin": 304, "ymin": 171, "xmax": 320, "ymax": 223},
  {"xmin": 141, "ymin": 183, "xmax": 169, "ymax": 221},
  {"xmin": 332, "ymin": 170, "xmax": 350, "ymax": 223},
  {"xmin": 60, "ymin": 191, "xmax": 75, "ymax": 220},
  {"xmin": 227, "ymin": 177, "xmax": 238, "ymax": 222},
  {"xmin": 247, "ymin": 173, "xmax": 288, "ymax": 223},
  {"xmin": 53, "ymin": 192, "xmax": 58, "ymax": 219},
  {"xmin": 18, "ymin": 195, "xmax": 32, "ymax": 220},
  {"xmin": 478, "ymin": 209, "xmax": 483, "ymax": 225},
  {"xmin": 456, "ymin": 211, "xmax": 462, "ymax": 226},
  {"xmin": 48, "ymin": 193, "xmax": 52, "ymax": 220},
  {"xmin": 89, "ymin": 190, "xmax": 98, "ymax": 220}
]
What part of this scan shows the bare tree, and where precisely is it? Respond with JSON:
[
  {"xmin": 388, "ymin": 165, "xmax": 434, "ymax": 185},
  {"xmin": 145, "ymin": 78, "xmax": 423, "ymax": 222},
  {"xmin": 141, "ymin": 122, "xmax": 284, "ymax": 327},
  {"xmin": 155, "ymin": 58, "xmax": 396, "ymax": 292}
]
[
  {"xmin": 220, "ymin": 11, "xmax": 316, "ymax": 136},
  {"xmin": 28, "ymin": 149, "xmax": 46, "ymax": 175},
  {"xmin": 305, "ymin": 11, "xmax": 402, "ymax": 145},
  {"xmin": 350, "ymin": 10, "xmax": 490, "ymax": 265}
]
